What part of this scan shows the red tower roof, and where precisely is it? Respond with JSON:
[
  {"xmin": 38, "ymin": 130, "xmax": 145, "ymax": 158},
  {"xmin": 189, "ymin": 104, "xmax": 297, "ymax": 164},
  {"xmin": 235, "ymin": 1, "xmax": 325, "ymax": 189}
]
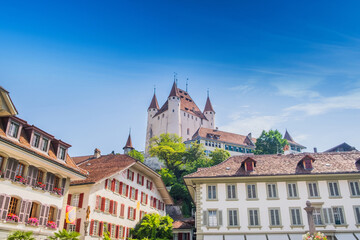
[
  {"xmin": 123, "ymin": 134, "xmax": 134, "ymax": 150},
  {"xmin": 203, "ymin": 96, "xmax": 215, "ymax": 113},
  {"xmin": 148, "ymin": 93, "xmax": 159, "ymax": 110}
]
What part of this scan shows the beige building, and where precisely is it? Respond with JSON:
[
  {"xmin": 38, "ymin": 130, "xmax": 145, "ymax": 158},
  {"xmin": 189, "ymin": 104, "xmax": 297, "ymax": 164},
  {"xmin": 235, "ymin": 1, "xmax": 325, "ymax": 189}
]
[
  {"xmin": 68, "ymin": 143, "xmax": 173, "ymax": 239},
  {"xmin": 184, "ymin": 152, "xmax": 360, "ymax": 240},
  {"xmin": 0, "ymin": 88, "xmax": 87, "ymax": 239}
]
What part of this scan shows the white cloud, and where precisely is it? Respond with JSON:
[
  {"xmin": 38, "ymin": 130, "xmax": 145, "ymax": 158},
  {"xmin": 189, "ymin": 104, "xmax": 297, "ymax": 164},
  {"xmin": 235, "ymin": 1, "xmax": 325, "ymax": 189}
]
[
  {"xmin": 272, "ymin": 78, "xmax": 321, "ymax": 99},
  {"xmin": 229, "ymin": 84, "xmax": 254, "ymax": 94},
  {"xmin": 285, "ymin": 89, "xmax": 360, "ymax": 115}
]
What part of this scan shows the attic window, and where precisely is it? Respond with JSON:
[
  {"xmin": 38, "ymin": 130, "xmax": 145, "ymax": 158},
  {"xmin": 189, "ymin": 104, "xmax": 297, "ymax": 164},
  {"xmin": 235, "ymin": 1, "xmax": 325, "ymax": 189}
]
[
  {"xmin": 58, "ymin": 146, "xmax": 66, "ymax": 160},
  {"xmin": 8, "ymin": 121, "xmax": 20, "ymax": 138},
  {"xmin": 179, "ymin": 90, "xmax": 183, "ymax": 93},
  {"xmin": 184, "ymin": 93, "xmax": 188, "ymax": 95},
  {"xmin": 245, "ymin": 161, "xmax": 254, "ymax": 171},
  {"xmin": 304, "ymin": 159, "xmax": 312, "ymax": 169},
  {"xmin": 185, "ymin": 107, "xmax": 189, "ymax": 110}
]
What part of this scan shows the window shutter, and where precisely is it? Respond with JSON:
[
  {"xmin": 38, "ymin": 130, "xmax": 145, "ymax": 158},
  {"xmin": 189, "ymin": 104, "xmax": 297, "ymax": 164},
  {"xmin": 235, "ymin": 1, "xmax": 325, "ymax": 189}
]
[
  {"xmin": 101, "ymin": 197, "xmax": 105, "ymax": 212},
  {"xmin": 78, "ymin": 193, "xmax": 84, "ymax": 208},
  {"xmin": 1, "ymin": 195, "xmax": 11, "ymax": 220},
  {"xmin": 24, "ymin": 201, "xmax": 32, "ymax": 223},
  {"xmin": 142, "ymin": 176, "xmax": 144, "ymax": 186},
  {"xmin": 43, "ymin": 205, "xmax": 50, "ymax": 225},
  {"xmin": 49, "ymin": 174, "xmax": 55, "ymax": 191},
  {"xmin": 39, "ymin": 204, "xmax": 45, "ymax": 225},
  {"xmin": 127, "ymin": 170, "xmax": 130, "ymax": 179},
  {"xmin": 0, "ymin": 194, "xmax": 5, "ymax": 220},
  {"xmin": 114, "ymin": 202, "xmax": 118, "ymax": 215},
  {"xmin": 179, "ymin": 233, "xmax": 183, "ymax": 240},
  {"xmin": 67, "ymin": 194, "xmax": 72, "ymax": 205},
  {"xmin": 129, "ymin": 187, "xmax": 133, "ymax": 199},
  {"xmin": 56, "ymin": 209, "xmax": 62, "ymax": 228},
  {"xmin": 128, "ymin": 207, "xmax": 130, "ymax": 219},
  {"xmin": 9, "ymin": 158, "xmax": 19, "ymax": 180},
  {"xmin": 146, "ymin": 194, "xmax": 148, "ymax": 204},
  {"xmin": 202, "ymin": 211, "xmax": 207, "ymax": 226},
  {"xmin": 126, "ymin": 185, "xmax": 129, "ymax": 197},
  {"xmin": 18, "ymin": 200, "xmax": 27, "ymax": 222},
  {"xmin": 105, "ymin": 179, "xmax": 108, "ymax": 189},
  {"xmin": 135, "ymin": 189, "xmax": 138, "ymax": 200},
  {"xmin": 109, "ymin": 200, "xmax": 114, "ymax": 214},
  {"xmin": 31, "ymin": 167, "xmax": 38, "ymax": 187},
  {"xmin": 75, "ymin": 218, "xmax": 81, "ymax": 232},
  {"xmin": 115, "ymin": 225, "xmax": 119, "ymax": 238},
  {"xmin": 132, "ymin": 172, "xmax": 134, "ymax": 181},
  {"xmin": 26, "ymin": 166, "xmax": 34, "ymax": 185},
  {"xmin": 99, "ymin": 221, "xmax": 103, "ymax": 237},
  {"xmin": 218, "ymin": 210, "xmax": 223, "ymax": 226},
  {"xmin": 119, "ymin": 182, "xmax": 123, "ymax": 194},
  {"xmin": 4, "ymin": 158, "xmax": 14, "ymax": 179},
  {"xmin": 150, "ymin": 182, "xmax": 153, "ymax": 190},
  {"xmin": 89, "ymin": 220, "xmax": 94, "ymax": 235},
  {"xmin": 133, "ymin": 209, "xmax": 136, "ymax": 220},
  {"xmin": 122, "ymin": 227, "xmax": 126, "ymax": 238},
  {"xmin": 64, "ymin": 219, "xmax": 68, "ymax": 231},
  {"xmin": 108, "ymin": 223, "xmax": 111, "ymax": 235},
  {"xmin": 111, "ymin": 179, "xmax": 115, "ymax": 191},
  {"xmin": 137, "ymin": 174, "xmax": 139, "ymax": 184},
  {"xmin": 61, "ymin": 178, "xmax": 66, "ymax": 195},
  {"xmin": 45, "ymin": 173, "xmax": 51, "ymax": 191}
]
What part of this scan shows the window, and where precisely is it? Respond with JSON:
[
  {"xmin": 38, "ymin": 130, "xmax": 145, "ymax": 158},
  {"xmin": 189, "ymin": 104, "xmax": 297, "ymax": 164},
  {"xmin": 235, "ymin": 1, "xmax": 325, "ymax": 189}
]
[
  {"xmin": 0, "ymin": 156, "xmax": 3, "ymax": 170},
  {"xmin": 8, "ymin": 197, "xmax": 19, "ymax": 214},
  {"xmin": 30, "ymin": 202, "xmax": 39, "ymax": 218},
  {"xmin": 32, "ymin": 133, "xmax": 40, "ymax": 148},
  {"xmin": 122, "ymin": 183, "xmax": 127, "ymax": 196},
  {"xmin": 137, "ymin": 174, "xmax": 144, "ymax": 185},
  {"xmin": 105, "ymin": 199, "xmax": 110, "ymax": 213},
  {"xmin": 146, "ymin": 180, "xmax": 153, "ymax": 190},
  {"xmin": 72, "ymin": 194, "xmax": 80, "ymax": 207},
  {"xmin": 313, "ymin": 208, "xmax": 323, "ymax": 225},
  {"xmin": 40, "ymin": 137, "xmax": 49, "ymax": 151},
  {"xmin": 228, "ymin": 209, "xmax": 238, "ymax": 226},
  {"xmin": 245, "ymin": 161, "xmax": 253, "ymax": 171},
  {"xmin": 208, "ymin": 210, "xmax": 218, "ymax": 227},
  {"xmin": 115, "ymin": 180, "xmax": 119, "ymax": 192},
  {"xmin": 95, "ymin": 196, "xmax": 101, "ymax": 210},
  {"xmin": 267, "ymin": 183, "xmax": 277, "ymax": 199},
  {"xmin": 287, "ymin": 183, "xmax": 298, "ymax": 198},
  {"xmin": 68, "ymin": 224, "xmax": 76, "ymax": 232},
  {"xmin": 308, "ymin": 182, "xmax": 319, "ymax": 198},
  {"xmin": 333, "ymin": 206, "xmax": 345, "ymax": 225},
  {"xmin": 187, "ymin": 128, "xmax": 190, "ymax": 135},
  {"xmin": 111, "ymin": 224, "xmax": 116, "ymax": 238},
  {"xmin": 48, "ymin": 206, "xmax": 56, "ymax": 222},
  {"xmin": 227, "ymin": 185, "xmax": 236, "ymax": 199},
  {"xmin": 248, "ymin": 209, "xmax": 260, "ymax": 226},
  {"xmin": 290, "ymin": 208, "xmax": 302, "ymax": 226},
  {"xmin": 247, "ymin": 184, "xmax": 257, "ymax": 199},
  {"xmin": 8, "ymin": 121, "xmax": 20, "ymax": 138},
  {"xmin": 207, "ymin": 185, "xmax": 217, "ymax": 200},
  {"xmin": 323, "ymin": 208, "xmax": 334, "ymax": 224},
  {"xmin": 131, "ymin": 188, "xmax": 136, "ymax": 200},
  {"xmin": 269, "ymin": 208, "xmax": 281, "ymax": 226},
  {"xmin": 304, "ymin": 159, "xmax": 312, "ymax": 169},
  {"xmin": 349, "ymin": 181, "xmax": 360, "ymax": 197},
  {"xmin": 354, "ymin": 206, "xmax": 360, "ymax": 224},
  {"xmin": 127, "ymin": 170, "xmax": 134, "ymax": 181},
  {"xmin": 59, "ymin": 147, "xmax": 66, "ymax": 160},
  {"xmin": 328, "ymin": 181, "xmax": 340, "ymax": 197},
  {"xmin": 37, "ymin": 170, "xmax": 44, "ymax": 183},
  {"xmin": 92, "ymin": 221, "xmax": 99, "ymax": 236},
  {"xmin": 15, "ymin": 163, "xmax": 25, "ymax": 177},
  {"xmin": 54, "ymin": 176, "xmax": 60, "ymax": 188}
]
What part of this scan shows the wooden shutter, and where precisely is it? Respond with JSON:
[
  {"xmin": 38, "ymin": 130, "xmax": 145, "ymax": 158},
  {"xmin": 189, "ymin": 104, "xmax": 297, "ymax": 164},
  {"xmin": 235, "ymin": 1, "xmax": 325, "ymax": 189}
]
[
  {"xmin": 132, "ymin": 172, "xmax": 134, "ymax": 181},
  {"xmin": 67, "ymin": 194, "xmax": 72, "ymax": 205},
  {"xmin": 75, "ymin": 218, "xmax": 81, "ymax": 232},
  {"xmin": 119, "ymin": 182, "xmax": 123, "ymax": 194},
  {"xmin": 127, "ymin": 170, "xmax": 130, "ymax": 179},
  {"xmin": 18, "ymin": 200, "xmax": 27, "ymax": 223},
  {"xmin": 39, "ymin": 205, "xmax": 46, "ymax": 225},
  {"xmin": 78, "ymin": 193, "xmax": 84, "ymax": 208},
  {"xmin": 89, "ymin": 220, "xmax": 94, "ymax": 235},
  {"xmin": 133, "ymin": 209, "xmax": 136, "ymax": 220},
  {"xmin": 49, "ymin": 174, "xmax": 55, "ymax": 191},
  {"xmin": 109, "ymin": 200, "xmax": 114, "ymax": 214},
  {"xmin": 128, "ymin": 207, "xmax": 131, "ymax": 219},
  {"xmin": 99, "ymin": 221, "xmax": 103, "ymax": 237},
  {"xmin": 218, "ymin": 210, "xmax": 223, "ymax": 226},
  {"xmin": 120, "ymin": 204, "xmax": 124, "ymax": 217},
  {"xmin": 105, "ymin": 179, "xmax": 108, "ymax": 189},
  {"xmin": 1, "ymin": 195, "xmax": 10, "ymax": 220},
  {"xmin": 202, "ymin": 211, "xmax": 207, "ymax": 226},
  {"xmin": 0, "ymin": 195, "xmax": 5, "ymax": 220},
  {"xmin": 179, "ymin": 233, "xmax": 183, "ymax": 240},
  {"xmin": 26, "ymin": 166, "xmax": 34, "ymax": 185},
  {"xmin": 146, "ymin": 194, "xmax": 148, "ymax": 204},
  {"xmin": 45, "ymin": 173, "xmax": 50, "ymax": 191},
  {"xmin": 135, "ymin": 189, "xmax": 138, "ymax": 200},
  {"xmin": 111, "ymin": 179, "xmax": 115, "ymax": 191},
  {"xmin": 150, "ymin": 182, "xmax": 153, "ymax": 190},
  {"xmin": 56, "ymin": 209, "xmax": 62, "ymax": 228},
  {"xmin": 24, "ymin": 201, "xmax": 32, "ymax": 223},
  {"xmin": 187, "ymin": 233, "xmax": 190, "ymax": 239},
  {"xmin": 122, "ymin": 227, "xmax": 126, "ymax": 238},
  {"xmin": 31, "ymin": 167, "xmax": 38, "ymax": 187},
  {"xmin": 137, "ymin": 174, "xmax": 139, "ymax": 184},
  {"xmin": 43, "ymin": 205, "xmax": 50, "ymax": 226},
  {"xmin": 101, "ymin": 197, "xmax": 105, "ymax": 212},
  {"xmin": 142, "ymin": 176, "xmax": 144, "ymax": 186},
  {"xmin": 6, "ymin": 158, "xmax": 18, "ymax": 180},
  {"xmin": 126, "ymin": 185, "xmax": 129, "ymax": 197},
  {"xmin": 108, "ymin": 223, "xmax": 111, "ymax": 236},
  {"xmin": 61, "ymin": 178, "xmax": 66, "ymax": 195},
  {"xmin": 115, "ymin": 225, "xmax": 119, "ymax": 238}
]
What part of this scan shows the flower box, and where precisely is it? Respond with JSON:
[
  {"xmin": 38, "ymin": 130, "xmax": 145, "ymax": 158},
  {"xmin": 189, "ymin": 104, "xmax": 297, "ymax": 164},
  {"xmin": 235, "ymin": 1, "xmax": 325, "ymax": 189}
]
[
  {"xmin": 7, "ymin": 213, "xmax": 19, "ymax": 223},
  {"xmin": 14, "ymin": 175, "xmax": 27, "ymax": 184},
  {"xmin": 27, "ymin": 217, "xmax": 39, "ymax": 226},
  {"xmin": 52, "ymin": 187, "xmax": 63, "ymax": 196},
  {"xmin": 35, "ymin": 181, "xmax": 46, "ymax": 190},
  {"xmin": 303, "ymin": 232, "xmax": 328, "ymax": 240},
  {"xmin": 46, "ymin": 221, "xmax": 57, "ymax": 229}
]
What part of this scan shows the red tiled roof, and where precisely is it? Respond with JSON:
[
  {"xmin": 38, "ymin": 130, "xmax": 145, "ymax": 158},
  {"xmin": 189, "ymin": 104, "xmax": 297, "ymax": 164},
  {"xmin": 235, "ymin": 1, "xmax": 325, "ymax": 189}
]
[
  {"xmin": 184, "ymin": 152, "xmax": 360, "ymax": 178},
  {"xmin": 203, "ymin": 96, "xmax": 215, "ymax": 113},
  {"xmin": 148, "ymin": 93, "xmax": 159, "ymax": 110},
  {"xmin": 168, "ymin": 81, "xmax": 180, "ymax": 98},
  {"xmin": 173, "ymin": 219, "xmax": 195, "ymax": 229},
  {"xmin": 0, "ymin": 116, "xmax": 87, "ymax": 176},
  {"xmin": 192, "ymin": 127, "xmax": 256, "ymax": 147}
]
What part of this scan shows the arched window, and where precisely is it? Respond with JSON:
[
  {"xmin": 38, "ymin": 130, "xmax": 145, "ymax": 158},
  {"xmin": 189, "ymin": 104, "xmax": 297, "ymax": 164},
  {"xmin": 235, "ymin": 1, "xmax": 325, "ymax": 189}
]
[
  {"xmin": 48, "ymin": 206, "xmax": 56, "ymax": 222},
  {"xmin": 8, "ymin": 197, "xmax": 20, "ymax": 215}
]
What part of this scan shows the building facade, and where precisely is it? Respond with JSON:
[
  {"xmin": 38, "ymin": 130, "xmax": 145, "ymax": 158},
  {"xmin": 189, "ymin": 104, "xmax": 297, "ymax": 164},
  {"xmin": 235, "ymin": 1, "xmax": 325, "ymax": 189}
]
[
  {"xmin": 0, "ymin": 114, "xmax": 87, "ymax": 239},
  {"xmin": 69, "ymin": 149, "xmax": 173, "ymax": 239},
  {"xmin": 145, "ymin": 82, "xmax": 215, "ymax": 152},
  {"xmin": 283, "ymin": 130, "xmax": 306, "ymax": 154},
  {"xmin": 184, "ymin": 152, "xmax": 360, "ymax": 240},
  {"xmin": 185, "ymin": 127, "xmax": 256, "ymax": 156}
]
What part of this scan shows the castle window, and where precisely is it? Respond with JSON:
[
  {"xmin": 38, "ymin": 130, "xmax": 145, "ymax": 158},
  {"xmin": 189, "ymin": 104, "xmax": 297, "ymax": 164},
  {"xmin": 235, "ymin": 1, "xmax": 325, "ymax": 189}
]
[
  {"xmin": 187, "ymin": 128, "xmax": 190, "ymax": 135},
  {"xmin": 172, "ymin": 97, "xmax": 175, "ymax": 99},
  {"xmin": 158, "ymin": 116, "xmax": 160, "ymax": 120}
]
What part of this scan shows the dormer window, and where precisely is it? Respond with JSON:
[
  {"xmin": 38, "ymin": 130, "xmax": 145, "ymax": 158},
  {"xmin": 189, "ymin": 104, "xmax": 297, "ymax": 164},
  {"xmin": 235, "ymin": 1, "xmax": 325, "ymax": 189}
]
[
  {"xmin": 245, "ymin": 161, "xmax": 254, "ymax": 171},
  {"xmin": 41, "ymin": 137, "xmax": 49, "ymax": 152},
  {"xmin": 8, "ymin": 121, "xmax": 20, "ymax": 138},
  {"xmin": 58, "ymin": 146, "xmax": 66, "ymax": 160},
  {"xmin": 304, "ymin": 159, "xmax": 312, "ymax": 169},
  {"xmin": 299, "ymin": 155, "xmax": 315, "ymax": 170},
  {"xmin": 32, "ymin": 133, "xmax": 41, "ymax": 148}
]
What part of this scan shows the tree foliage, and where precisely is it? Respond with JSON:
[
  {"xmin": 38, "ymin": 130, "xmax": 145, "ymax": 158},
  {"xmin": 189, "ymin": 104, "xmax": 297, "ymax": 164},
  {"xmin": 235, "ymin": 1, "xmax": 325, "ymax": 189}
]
[
  {"xmin": 255, "ymin": 130, "xmax": 288, "ymax": 155},
  {"xmin": 7, "ymin": 231, "xmax": 35, "ymax": 240},
  {"xmin": 209, "ymin": 148, "xmax": 230, "ymax": 165},
  {"xmin": 128, "ymin": 149, "xmax": 145, "ymax": 162},
  {"xmin": 158, "ymin": 168, "xmax": 176, "ymax": 186},
  {"xmin": 48, "ymin": 229, "xmax": 80, "ymax": 240},
  {"xmin": 132, "ymin": 213, "xmax": 173, "ymax": 240}
]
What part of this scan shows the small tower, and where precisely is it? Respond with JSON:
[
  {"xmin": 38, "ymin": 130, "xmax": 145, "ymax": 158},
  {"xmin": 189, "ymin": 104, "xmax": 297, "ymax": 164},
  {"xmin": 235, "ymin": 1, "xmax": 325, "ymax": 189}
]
[
  {"xmin": 146, "ymin": 91, "xmax": 159, "ymax": 152},
  {"xmin": 167, "ymin": 81, "xmax": 181, "ymax": 136},
  {"xmin": 123, "ymin": 133, "xmax": 134, "ymax": 155},
  {"xmin": 203, "ymin": 92, "xmax": 215, "ymax": 129}
]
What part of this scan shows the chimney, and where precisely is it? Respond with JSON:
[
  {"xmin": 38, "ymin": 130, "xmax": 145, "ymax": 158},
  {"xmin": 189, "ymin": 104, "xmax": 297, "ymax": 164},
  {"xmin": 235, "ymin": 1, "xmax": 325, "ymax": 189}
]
[
  {"xmin": 314, "ymin": 147, "xmax": 317, "ymax": 153},
  {"xmin": 94, "ymin": 148, "xmax": 101, "ymax": 158}
]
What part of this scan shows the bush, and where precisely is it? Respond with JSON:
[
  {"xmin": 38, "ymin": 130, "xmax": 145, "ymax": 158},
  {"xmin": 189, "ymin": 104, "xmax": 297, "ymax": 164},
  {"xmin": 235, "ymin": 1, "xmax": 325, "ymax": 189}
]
[{"xmin": 7, "ymin": 231, "xmax": 35, "ymax": 240}]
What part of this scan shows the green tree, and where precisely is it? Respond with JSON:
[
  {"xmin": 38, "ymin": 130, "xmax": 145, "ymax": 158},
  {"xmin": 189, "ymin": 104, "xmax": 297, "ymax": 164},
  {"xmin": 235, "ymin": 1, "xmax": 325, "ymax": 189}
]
[
  {"xmin": 132, "ymin": 213, "xmax": 173, "ymax": 240},
  {"xmin": 149, "ymin": 133, "xmax": 186, "ymax": 179},
  {"xmin": 255, "ymin": 130, "xmax": 288, "ymax": 155},
  {"xmin": 103, "ymin": 231, "xmax": 111, "ymax": 240},
  {"xmin": 183, "ymin": 142, "xmax": 207, "ymax": 163},
  {"xmin": 128, "ymin": 149, "xmax": 145, "ymax": 162},
  {"xmin": 7, "ymin": 231, "xmax": 35, "ymax": 240},
  {"xmin": 158, "ymin": 168, "xmax": 176, "ymax": 186},
  {"xmin": 49, "ymin": 229, "xmax": 80, "ymax": 240},
  {"xmin": 209, "ymin": 148, "xmax": 230, "ymax": 165}
]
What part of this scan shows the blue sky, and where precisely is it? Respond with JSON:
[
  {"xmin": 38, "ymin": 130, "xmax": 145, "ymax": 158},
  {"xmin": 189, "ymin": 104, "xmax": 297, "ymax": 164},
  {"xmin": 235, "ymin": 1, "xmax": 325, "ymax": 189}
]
[{"xmin": 1, "ymin": 0, "xmax": 360, "ymax": 155}]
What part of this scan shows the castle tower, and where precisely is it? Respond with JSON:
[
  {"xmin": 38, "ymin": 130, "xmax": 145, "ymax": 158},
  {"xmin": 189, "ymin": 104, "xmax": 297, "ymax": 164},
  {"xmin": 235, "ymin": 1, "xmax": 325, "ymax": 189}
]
[
  {"xmin": 167, "ymin": 81, "xmax": 181, "ymax": 136},
  {"xmin": 203, "ymin": 94, "xmax": 215, "ymax": 129},
  {"xmin": 146, "ymin": 92, "xmax": 159, "ymax": 151},
  {"xmin": 123, "ymin": 133, "xmax": 134, "ymax": 155}
]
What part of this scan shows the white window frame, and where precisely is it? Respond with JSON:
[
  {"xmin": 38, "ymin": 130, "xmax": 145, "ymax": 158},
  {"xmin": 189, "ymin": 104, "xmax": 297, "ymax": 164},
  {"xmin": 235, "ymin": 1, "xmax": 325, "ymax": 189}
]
[
  {"xmin": 71, "ymin": 194, "xmax": 80, "ymax": 207},
  {"xmin": 313, "ymin": 208, "xmax": 323, "ymax": 226},
  {"xmin": 105, "ymin": 199, "xmax": 110, "ymax": 213},
  {"xmin": 226, "ymin": 184, "xmax": 236, "ymax": 200},
  {"xmin": 354, "ymin": 205, "xmax": 360, "ymax": 224},
  {"xmin": 58, "ymin": 146, "xmax": 66, "ymax": 160},
  {"xmin": 269, "ymin": 208, "xmax": 281, "ymax": 226},
  {"xmin": 248, "ymin": 208, "xmax": 260, "ymax": 227},
  {"xmin": 208, "ymin": 210, "xmax": 218, "ymax": 227},
  {"xmin": 267, "ymin": 183, "xmax": 278, "ymax": 199},
  {"xmin": 290, "ymin": 207, "xmax": 302, "ymax": 226},
  {"xmin": 32, "ymin": 133, "xmax": 41, "ymax": 148},
  {"xmin": 41, "ymin": 137, "xmax": 49, "ymax": 152},
  {"xmin": 328, "ymin": 181, "xmax": 341, "ymax": 197},
  {"xmin": 246, "ymin": 184, "xmax": 257, "ymax": 200},
  {"xmin": 287, "ymin": 183, "xmax": 298, "ymax": 198},
  {"xmin": 307, "ymin": 182, "xmax": 320, "ymax": 198},
  {"xmin": 349, "ymin": 181, "xmax": 360, "ymax": 197},
  {"xmin": 332, "ymin": 206, "xmax": 346, "ymax": 225},
  {"xmin": 207, "ymin": 185, "xmax": 217, "ymax": 200},
  {"xmin": 8, "ymin": 121, "xmax": 20, "ymax": 138},
  {"xmin": 92, "ymin": 221, "xmax": 99, "ymax": 236},
  {"xmin": 228, "ymin": 209, "xmax": 239, "ymax": 227}
]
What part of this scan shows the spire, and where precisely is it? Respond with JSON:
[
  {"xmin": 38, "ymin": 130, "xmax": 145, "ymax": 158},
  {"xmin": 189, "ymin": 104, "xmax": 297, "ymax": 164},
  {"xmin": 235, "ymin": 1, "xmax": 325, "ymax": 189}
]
[
  {"xmin": 123, "ymin": 133, "xmax": 134, "ymax": 151},
  {"xmin": 284, "ymin": 129, "xmax": 294, "ymax": 142},
  {"xmin": 148, "ymin": 93, "xmax": 159, "ymax": 110},
  {"xmin": 204, "ymin": 96, "xmax": 215, "ymax": 113},
  {"xmin": 168, "ymin": 81, "xmax": 180, "ymax": 98}
]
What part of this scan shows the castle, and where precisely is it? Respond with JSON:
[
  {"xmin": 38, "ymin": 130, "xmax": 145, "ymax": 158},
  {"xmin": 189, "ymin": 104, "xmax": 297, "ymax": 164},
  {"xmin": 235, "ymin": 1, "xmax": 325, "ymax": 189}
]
[{"xmin": 145, "ymin": 81, "xmax": 215, "ymax": 152}]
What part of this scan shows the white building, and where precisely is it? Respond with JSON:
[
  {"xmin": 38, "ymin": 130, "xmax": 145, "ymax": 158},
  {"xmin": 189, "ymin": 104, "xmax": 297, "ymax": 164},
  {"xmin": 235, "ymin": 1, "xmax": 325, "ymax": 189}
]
[
  {"xmin": 185, "ymin": 128, "xmax": 256, "ymax": 156},
  {"xmin": 184, "ymin": 152, "xmax": 360, "ymax": 240},
  {"xmin": 68, "ymin": 144, "xmax": 173, "ymax": 239},
  {"xmin": 283, "ymin": 130, "xmax": 306, "ymax": 154},
  {"xmin": 0, "ymin": 95, "xmax": 87, "ymax": 239},
  {"xmin": 145, "ymin": 82, "xmax": 215, "ymax": 152}
]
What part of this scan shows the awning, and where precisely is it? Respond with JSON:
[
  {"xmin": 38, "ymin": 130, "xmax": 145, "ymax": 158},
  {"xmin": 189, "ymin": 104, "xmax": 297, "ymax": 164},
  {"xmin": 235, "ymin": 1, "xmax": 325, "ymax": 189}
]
[
  {"xmin": 246, "ymin": 235, "xmax": 267, "ymax": 240},
  {"xmin": 335, "ymin": 233, "xmax": 356, "ymax": 240},
  {"xmin": 267, "ymin": 234, "xmax": 289, "ymax": 240},
  {"xmin": 225, "ymin": 235, "xmax": 245, "ymax": 240},
  {"xmin": 289, "ymin": 234, "xmax": 304, "ymax": 240}
]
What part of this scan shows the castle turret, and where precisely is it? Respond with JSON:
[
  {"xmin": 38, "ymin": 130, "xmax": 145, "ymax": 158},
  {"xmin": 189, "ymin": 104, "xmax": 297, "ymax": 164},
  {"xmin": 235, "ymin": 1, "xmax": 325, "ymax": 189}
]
[
  {"xmin": 123, "ymin": 133, "xmax": 134, "ymax": 155},
  {"xmin": 167, "ymin": 81, "xmax": 181, "ymax": 136},
  {"xmin": 146, "ymin": 92, "xmax": 159, "ymax": 152},
  {"xmin": 203, "ymin": 95, "xmax": 215, "ymax": 128}
]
